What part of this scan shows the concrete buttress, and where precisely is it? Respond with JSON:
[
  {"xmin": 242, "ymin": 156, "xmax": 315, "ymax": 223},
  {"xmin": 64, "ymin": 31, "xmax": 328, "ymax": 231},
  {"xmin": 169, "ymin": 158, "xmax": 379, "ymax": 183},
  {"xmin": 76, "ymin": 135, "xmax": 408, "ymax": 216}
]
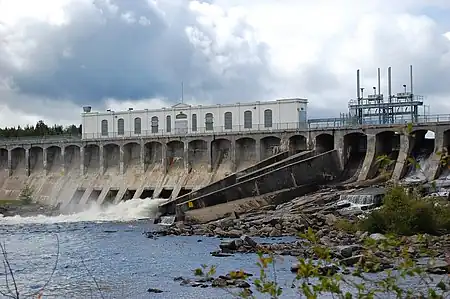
[{"xmin": 358, "ymin": 134, "xmax": 376, "ymax": 181}]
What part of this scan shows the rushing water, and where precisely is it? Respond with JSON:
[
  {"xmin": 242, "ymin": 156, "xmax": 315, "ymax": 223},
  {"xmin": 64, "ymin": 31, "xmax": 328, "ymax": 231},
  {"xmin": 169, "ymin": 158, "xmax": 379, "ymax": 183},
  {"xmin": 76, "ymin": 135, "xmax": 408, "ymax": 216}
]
[{"xmin": 0, "ymin": 199, "xmax": 304, "ymax": 299}]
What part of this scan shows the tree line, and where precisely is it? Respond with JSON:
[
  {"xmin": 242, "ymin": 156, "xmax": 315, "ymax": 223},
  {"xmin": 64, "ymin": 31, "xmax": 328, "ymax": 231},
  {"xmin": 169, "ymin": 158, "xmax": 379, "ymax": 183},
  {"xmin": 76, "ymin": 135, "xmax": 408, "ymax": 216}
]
[{"xmin": 0, "ymin": 120, "xmax": 82, "ymax": 138}]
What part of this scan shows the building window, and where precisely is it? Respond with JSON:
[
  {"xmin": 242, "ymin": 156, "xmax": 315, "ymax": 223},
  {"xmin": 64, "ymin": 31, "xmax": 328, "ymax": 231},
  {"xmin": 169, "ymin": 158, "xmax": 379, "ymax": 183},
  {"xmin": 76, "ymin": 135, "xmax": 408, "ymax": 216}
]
[
  {"xmin": 134, "ymin": 117, "xmax": 141, "ymax": 134},
  {"xmin": 166, "ymin": 115, "xmax": 171, "ymax": 133},
  {"xmin": 224, "ymin": 112, "xmax": 232, "ymax": 130},
  {"xmin": 264, "ymin": 109, "xmax": 273, "ymax": 128},
  {"xmin": 117, "ymin": 118, "xmax": 124, "ymax": 135},
  {"xmin": 244, "ymin": 110, "xmax": 252, "ymax": 129},
  {"xmin": 151, "ymin": 116, "xmax": 159, "ymax": 134},
  {"xmin": 192, "ymin": 114, "xmax": 197, "ymax": 132},
  {"xmin": 101, "ymin": 119, "xmax": 108, "ymax": 136},
  {"xmin": 205, "ymin": 113, "xmax": 214, "ymax": 131}
]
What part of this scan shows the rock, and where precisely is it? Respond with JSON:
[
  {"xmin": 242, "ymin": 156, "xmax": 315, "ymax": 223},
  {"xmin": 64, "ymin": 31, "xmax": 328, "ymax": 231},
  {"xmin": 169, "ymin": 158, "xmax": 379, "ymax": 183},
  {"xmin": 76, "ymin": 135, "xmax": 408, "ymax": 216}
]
[
  {"xmin": 340, "ymin": 255, "xmax": 364, "ymax": 267},
  {"xmin": 235, "ymin": 280, "xmax": 251, "ymax": 288},
  {"xmin": 369, "ymin": 233, "xmax": 386, "ymax": 241},
  {"xmin": 318, "ymin": 265, "xmax": 339, "ymax": 276},
  {"xmin": 336, "ymin": 245, "xmax": 363, "ymax": 259},
  {"xmin": 358, "ymin": 231, "xmax": 369, "ymax": 242},
  {"xmin": 211, "ymin": 251, "xmax": 233, "ymax": 257},
  {"xmin": 226, "ymin": 229, "xmax": 244, "ymax": 238},
  {"xmin": 269, "ymin": 228, "xmax": 282, "ymax": 237},
  {"xmin": 212, "ymin": 278, "xmax": 227, "ymax": 287},
  {"xmin": 213, "ymin": 227, "xmax": 227, "ymax": 236},
  {"xmin": 324, "ymin": 214, "xmax": 338, "ymax": 226},
  {"xmin": 219, "ymin": 239, "xmax": 243, "ymax": 251},
  {"xmin": 147, "ymin": 288, "xmax": 163, "ymax": 293},
  {"xmin": 240, "ymin": 235, "xmax": 258, "ymax": 248},
  {"xmin": 319, "ymin": 236, "xmax": 333, "ymax": 246}
]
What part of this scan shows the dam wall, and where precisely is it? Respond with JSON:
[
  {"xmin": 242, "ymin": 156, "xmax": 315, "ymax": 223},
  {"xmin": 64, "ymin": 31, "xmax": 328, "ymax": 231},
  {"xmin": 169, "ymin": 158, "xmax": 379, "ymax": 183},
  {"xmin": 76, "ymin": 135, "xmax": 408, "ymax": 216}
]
[{"xmin": 1, "ymin": 121, "xmax": 449, "ymax": 210}]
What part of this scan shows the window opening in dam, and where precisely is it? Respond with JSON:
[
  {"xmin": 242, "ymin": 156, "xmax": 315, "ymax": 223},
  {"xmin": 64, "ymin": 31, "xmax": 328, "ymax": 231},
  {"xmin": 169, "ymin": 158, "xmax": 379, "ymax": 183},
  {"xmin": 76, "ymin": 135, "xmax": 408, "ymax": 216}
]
[
  {"xmin": 159, "ymin": 188, "xmax": 173, "ymax": 199},
  {"xmin": 104, "ymin": 189, "xmax": 119, "ymax": 204},
  {"xmin": 177, "ymin": 188, "xmax": 192, "ymax": 197},
  {"xmin": 0, "ymin": 149, "xmax": 7, "ymax": 169},
  {"xmin": 47, "ymin": 146, "xmax": 62, "ymax": 173},
  {"xmin": 70, "ymin": 189, "xmax": 85, "ymax": 205},
  {"xmin": 140, "ymin": 188, "xmax": 154, "ymax": 199},
  {"xmin": 87, "ymin": 189, "xmax": 102, "ymax": 203},
  {"xmin": 261, "ymin": 136, "xmax": 281, "ymax": 160},
  {"xmin": 30, "ymin": 146, "xmax": 44, "ymax": 173},
  {"xmin": 121, "ymin": 189, "xmax": 136, "ymax": 201}
]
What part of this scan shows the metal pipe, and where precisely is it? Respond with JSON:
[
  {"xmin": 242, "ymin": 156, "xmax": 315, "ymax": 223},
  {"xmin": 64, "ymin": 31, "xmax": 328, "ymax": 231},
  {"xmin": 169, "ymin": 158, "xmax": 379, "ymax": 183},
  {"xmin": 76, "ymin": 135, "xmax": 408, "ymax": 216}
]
[
  {"xmin": 377, "ymin": 68, "xmax": 381, "ymax": 96},
  {"xmin": 357, "ymin": 69, "xmax": 361, "ymax": 99},
  {"xmin": 410, "ymin": 65, "xmax": 413, "ymax": 95},
  {"xmin": 388, "ymin": 67, "xmax": 392, "ymax": 102}
]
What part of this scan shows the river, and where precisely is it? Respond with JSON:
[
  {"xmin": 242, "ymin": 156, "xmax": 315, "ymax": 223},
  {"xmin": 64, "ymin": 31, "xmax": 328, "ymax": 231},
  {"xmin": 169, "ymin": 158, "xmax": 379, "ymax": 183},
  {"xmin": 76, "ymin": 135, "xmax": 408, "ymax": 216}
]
[{"xmin": 0, "ymin": 199, "xmax": 304, "ymax": 299}]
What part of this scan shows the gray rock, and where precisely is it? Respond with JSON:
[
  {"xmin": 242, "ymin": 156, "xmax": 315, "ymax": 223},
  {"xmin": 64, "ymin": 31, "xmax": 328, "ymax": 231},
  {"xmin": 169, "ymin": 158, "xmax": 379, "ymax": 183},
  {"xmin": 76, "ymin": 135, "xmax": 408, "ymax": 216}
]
[
  {"xmin": 235, "ymin": 280, "xmax": 250, "ymax": 288},
  {"xmin": 369, "ymin": 233, "xmax": 387, "ymax": 241},
  {"xmin": 340, "ymin": 255, "xmax": 364, "ymax": 267},
  {"xmin": 240, "ymin": 235, "xmax": 258, "ymax": 248},
  {"xmin": 269, "ymin": 228, "xmax": 281, "ymax": 237},
  {"xmin": 212, "ymin": 278, "xmax": 227, "ymax": 287},
  {"xmin": 219, "ymin": 239, "xmax": 243, "ymax": 251},
  {"xmin": 226, "ymin": 229, "xmax": 244, "ymax": 238}
]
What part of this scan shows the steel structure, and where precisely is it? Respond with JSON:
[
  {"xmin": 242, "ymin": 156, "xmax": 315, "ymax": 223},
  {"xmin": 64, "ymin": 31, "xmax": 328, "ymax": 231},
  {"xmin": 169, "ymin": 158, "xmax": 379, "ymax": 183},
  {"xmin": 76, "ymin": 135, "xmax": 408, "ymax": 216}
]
[{"xmin": 349, "ymin": 65, "xmax": 424, "ymax": 125}]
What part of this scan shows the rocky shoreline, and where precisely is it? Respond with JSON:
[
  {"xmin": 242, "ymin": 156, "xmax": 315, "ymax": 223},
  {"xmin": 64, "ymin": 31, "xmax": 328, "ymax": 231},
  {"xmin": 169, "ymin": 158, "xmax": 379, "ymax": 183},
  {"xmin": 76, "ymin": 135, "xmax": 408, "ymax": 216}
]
[
  {"xmin": 146, "ymin": 186, "xmax": 450, "ymax": 288},
  {"xmin": 0, "ymin": 202, "xmax": 60, "ymax": 218}
]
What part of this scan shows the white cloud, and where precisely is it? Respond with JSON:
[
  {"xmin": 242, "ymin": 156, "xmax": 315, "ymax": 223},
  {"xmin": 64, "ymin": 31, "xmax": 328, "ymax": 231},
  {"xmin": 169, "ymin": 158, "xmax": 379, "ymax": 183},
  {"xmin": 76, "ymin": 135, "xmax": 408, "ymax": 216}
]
[{"xmin": 1, "ymin": 0, "xmax": 450, "ymax": 127}]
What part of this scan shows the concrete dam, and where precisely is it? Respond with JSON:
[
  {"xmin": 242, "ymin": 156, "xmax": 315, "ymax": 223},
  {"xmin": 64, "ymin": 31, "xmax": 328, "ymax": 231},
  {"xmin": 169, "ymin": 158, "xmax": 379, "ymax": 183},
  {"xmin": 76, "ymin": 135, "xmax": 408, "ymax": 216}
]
[{"xmin": 0, "ymin": 122, "xmax": 449, "ymax": 215}]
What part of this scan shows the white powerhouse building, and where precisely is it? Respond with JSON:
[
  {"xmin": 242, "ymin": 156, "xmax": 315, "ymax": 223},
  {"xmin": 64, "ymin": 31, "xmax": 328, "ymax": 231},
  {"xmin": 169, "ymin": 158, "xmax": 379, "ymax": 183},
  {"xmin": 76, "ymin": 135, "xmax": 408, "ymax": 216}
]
[{"xmin": 81, "ymin": 98, "xmax": 308, "ymax": 139}]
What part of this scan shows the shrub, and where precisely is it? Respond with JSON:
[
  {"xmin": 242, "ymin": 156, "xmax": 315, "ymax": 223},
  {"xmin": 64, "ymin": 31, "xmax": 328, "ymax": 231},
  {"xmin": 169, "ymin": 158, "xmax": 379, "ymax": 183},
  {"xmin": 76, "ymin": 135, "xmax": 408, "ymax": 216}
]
[{"xmin": 360, "ymin": 185, "xmax": 450, "ymax": 236}]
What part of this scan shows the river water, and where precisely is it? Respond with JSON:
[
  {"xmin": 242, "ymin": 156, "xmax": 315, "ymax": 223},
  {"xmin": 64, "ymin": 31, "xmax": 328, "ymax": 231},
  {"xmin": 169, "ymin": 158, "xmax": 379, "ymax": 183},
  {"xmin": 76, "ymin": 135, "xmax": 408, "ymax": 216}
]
[{"xmin": 0, "ymin": 199, "xmax": 303, "ymax": 299}]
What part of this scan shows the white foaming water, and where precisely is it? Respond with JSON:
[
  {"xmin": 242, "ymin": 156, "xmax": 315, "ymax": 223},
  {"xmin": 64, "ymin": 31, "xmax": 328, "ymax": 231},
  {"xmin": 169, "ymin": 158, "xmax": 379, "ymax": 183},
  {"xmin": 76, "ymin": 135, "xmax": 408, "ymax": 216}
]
[
  {"xmin": 403, "ymin": 155, "xmax": 432, "ymax": 183},
  {"xmin": 0, "ymin": 198, "xmax": 169, "ymax": 225}
]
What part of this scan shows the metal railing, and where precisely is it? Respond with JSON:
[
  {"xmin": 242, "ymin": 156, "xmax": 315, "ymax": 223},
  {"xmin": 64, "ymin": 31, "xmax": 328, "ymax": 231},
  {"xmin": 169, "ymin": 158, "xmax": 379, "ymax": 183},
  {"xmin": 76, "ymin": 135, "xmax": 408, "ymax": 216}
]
[
  {"xmin": 1, "ymin": 114, "xmax": 450, "ymax": 143},
  {"xmin": 307, "ymin": 114, "xmax": 450, "ymax": 130}
]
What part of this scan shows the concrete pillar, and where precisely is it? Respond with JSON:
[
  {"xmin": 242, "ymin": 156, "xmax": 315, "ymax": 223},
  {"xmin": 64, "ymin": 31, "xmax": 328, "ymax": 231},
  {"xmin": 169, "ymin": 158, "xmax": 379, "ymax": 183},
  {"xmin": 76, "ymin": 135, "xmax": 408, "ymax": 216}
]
[
  {"xmin": 207, "ymin": 140, "xmax": 212, "ymax": 172},
  {"xmin": 61, "ymin": 146, "xmax": 66, "ymax": 174},
  {"xmin": 334, "ymin": 131, "xmax": 345, "ymax": 171},
  {"xmin": 99, "ymin": 145, "xmax": 104, "ymax": 174},
  {"xmin": 25, "ymin": 148, "xmax": 30, "ymax": 176},
  {"xmin": 183, "ymin": 141, "xmax": 189, "ymax": 171},
  {"xmin": 119, "ymin": 145, "xmax": 124, "ymax": 175},
  {"xmin": 80, "ymin": 146, "xmax": 85, "ymax": 175},
  {"xmin": 391, "ymin": 134, "xmax": 412, "ymax": 181},
  {"xmin": 230, "ymin": 139, "xmax": 237, "ymax": 172},
  {"xmin": 427, "ymin": 127, "xmax": 444, "ymax": 181},
  {"xmin": 255, "ymin": 138, "xmax": 261, "ymax": 162},
  {"xmin": 358, "ymin": 134, "xmax": 376, "ymax": 181},
  {"xmin": 7, "ymin": 149, "xmax": 12, "ymax": 177},
  {"xmin": 140, "ymin": 139, "xmax": 145, "ymax": 174},
  {"xmin": 43, "ymin": 147, "xmax": 48, "ymax": 175},
  {"xmin": 162, "ymin": 142, "xmax": 167, "ymax": 174}
]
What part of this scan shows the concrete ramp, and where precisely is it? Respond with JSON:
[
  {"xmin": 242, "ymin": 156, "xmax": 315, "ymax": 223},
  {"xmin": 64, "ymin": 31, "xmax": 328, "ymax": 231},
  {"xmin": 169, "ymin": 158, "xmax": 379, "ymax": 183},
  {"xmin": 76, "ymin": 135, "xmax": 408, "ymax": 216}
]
[{"xmin": 175, "ymin": 150, "xmax": 341, "ymax": 219}]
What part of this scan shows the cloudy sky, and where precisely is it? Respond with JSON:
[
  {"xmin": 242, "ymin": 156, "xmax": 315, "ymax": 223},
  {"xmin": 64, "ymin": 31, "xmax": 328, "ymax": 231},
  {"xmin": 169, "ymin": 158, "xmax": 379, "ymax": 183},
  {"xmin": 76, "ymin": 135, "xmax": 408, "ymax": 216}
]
[{"xmin": 1, "ymin": 0, "xmax": 450, "ymax": 127}]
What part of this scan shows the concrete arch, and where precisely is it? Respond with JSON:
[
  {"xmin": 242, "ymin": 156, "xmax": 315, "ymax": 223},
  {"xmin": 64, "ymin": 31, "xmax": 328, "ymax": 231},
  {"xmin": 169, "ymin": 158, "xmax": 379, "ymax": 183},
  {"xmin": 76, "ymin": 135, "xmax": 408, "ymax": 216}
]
[
  {"xmin": 84, "ymin": 144, "xmax": 100, "ymax": 173},
  {"xmin": 167, "ymin": 140, "xmax": 184, "ymax": 169},
  {"xmin": 315, "ymin": 134, "xmax": 334, "ymax": 153},
  {"xmin": 343, "ymin": 132, "xmax": 367, "ymax": 167},
  {"xmin": 103, "ymin": 141, "xmax": 120, "ymax": 147},
  {"xmin": 144, "ymin": 141, "xmax": 162, "ymax": 171},
  {"xmin": 11, "ymin": 147, "xmax": 26, "ymax": 175},
  {"xmin": 30, "ymin": 146, "xmax": 44, "ymax": 173},
  {"xmin": 47, "ymin": 145, "xmax": 62, "ymax": 173},
  {"xmin": 0, "ymin": 148, "xmax": 7, "ymax": 169},
  {"xmin": 188, "ymin": 139, "xmax": 208, "ymax": 169},
  {"xmin": 123, "ymin": 142, "xmax": 141, "ymax": 172},
  {"xmin": 211, "ymin": 138, "xmax": 232, "ymax": 170},
  {"xmin": 65, "ymin": 145, "xmax": 81, "ymax": 172},
  {"xmin": 103, "ymin": 143, "xmax": 120, "ymax": 173},
  {"xmin": 64, "ymin": 143, "xmax": 82, "ymax": 148},
  {"xmin": 441, "ymin": 129, "xmax": 450, "ymax": 175},
  {"xmin": 289, "ymin": 135, "xmax": 307, "ymax": 154},
  {"xmin": 365, "ymin": 131, "xmax": 401, "ymax": 179},
  {"xmin": 261, "ymin": 136, "xmax": 281, "ymax": 160},
  {"xmin": 236, "ymin": 137, "xmax": 256, "ymax": 171}
]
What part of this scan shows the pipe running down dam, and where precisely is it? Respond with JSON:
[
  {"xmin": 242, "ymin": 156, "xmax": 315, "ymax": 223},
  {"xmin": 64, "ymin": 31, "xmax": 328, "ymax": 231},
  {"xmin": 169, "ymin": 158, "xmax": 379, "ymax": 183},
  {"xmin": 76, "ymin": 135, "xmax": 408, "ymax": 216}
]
[{"xmin": 0, "ymin": 123, "xmax": 450, "ymax": 211}]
